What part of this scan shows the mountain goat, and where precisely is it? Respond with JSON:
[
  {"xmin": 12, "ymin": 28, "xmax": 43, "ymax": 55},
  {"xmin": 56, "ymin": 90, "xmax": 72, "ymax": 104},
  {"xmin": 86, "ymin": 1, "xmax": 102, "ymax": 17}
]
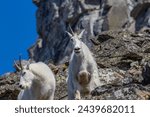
[
  {"xmin": 66, "ymin": 27, "xmax": 100, "ymax": 100},
  {"xmin": 15, "ymin": 59, "xmax": 56, "ymax": 100}
]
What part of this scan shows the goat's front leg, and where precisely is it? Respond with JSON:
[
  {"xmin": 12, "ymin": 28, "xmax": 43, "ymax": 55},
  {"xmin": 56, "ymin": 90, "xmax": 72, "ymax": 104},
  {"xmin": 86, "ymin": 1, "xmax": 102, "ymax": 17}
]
[{"xmin": 75, "ymin": 90, "xmax": 81, "ymax": 100}]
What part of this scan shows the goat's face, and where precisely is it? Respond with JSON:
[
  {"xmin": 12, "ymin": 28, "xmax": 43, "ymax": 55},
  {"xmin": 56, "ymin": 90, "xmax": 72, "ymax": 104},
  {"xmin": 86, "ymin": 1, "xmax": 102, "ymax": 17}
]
[
  {"xmin": 19, "ymin": 69, "xmax": 35, "ymax": 89},
  {"xmin": 71, "ymin": 35, "xmax": 82, "ymax": 54},
  {"xmin": 66, "ymin": 30, "xmax": 85, "ymax": 55}
]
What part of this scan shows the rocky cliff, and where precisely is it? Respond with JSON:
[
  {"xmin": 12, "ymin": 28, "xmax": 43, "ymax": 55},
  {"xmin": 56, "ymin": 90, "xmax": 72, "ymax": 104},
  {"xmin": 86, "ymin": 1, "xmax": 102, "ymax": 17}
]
[
  {"xmin": 0, "ymin": 0, "xmax": 150, "ymax": 100},
  {"xmin": 29, "ymin": 0, "xmax": 150, "ymax": 64}
]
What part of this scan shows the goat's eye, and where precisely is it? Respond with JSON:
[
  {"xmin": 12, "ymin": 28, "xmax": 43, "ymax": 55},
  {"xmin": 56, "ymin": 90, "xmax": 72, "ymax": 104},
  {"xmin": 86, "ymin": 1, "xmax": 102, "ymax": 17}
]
[
  {"xmin": 22, "ymin": 72, "xmax": 26, "ymax": 76},
  {"xmin": 79, "ymin": 37, "xmax": 83, "ymax": 40},
  {"xmin": 70, "ymin": 38, "xmax": 73, "ymax": 41}
]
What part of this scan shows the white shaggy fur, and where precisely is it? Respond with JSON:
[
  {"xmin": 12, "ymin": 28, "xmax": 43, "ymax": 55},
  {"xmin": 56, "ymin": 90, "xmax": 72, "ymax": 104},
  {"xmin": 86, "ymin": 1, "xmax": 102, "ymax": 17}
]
[
  {"xmin": 66, "ymin": 29, "xmax": 100, "ymax": 100},
  {"xmin": 17, "ymin": 62, "xmax": 56, "ymax": 100}
]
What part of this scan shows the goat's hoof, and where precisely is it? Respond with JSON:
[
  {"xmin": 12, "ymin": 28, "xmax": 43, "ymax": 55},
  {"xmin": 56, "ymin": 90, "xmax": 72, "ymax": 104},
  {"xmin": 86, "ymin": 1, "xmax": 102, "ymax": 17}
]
[
  {"xmin": 75, "ymin": 90, "xmax": 81, "ymax": 100},
  {"xmin": 75, "ymin": 97, "xmax": 81, "ymax": 100}
]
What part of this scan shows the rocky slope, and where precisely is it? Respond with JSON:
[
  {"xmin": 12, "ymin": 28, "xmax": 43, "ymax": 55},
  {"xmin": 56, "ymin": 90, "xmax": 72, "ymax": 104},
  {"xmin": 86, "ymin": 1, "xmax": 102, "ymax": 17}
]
[
  {"xmin": 1, "ymin": 30, "xmax": 150, "ymax": 100},
  {"xmin": 0, "ymin": 0, "xmax": 150, "ymax": 100},
  {"xmin": 90, "ymin": 29, "xmax": 150, "ymax": 100},
  {"xmin": 0, "ymin": 73, "xmax": 19, "ymax": 99}
]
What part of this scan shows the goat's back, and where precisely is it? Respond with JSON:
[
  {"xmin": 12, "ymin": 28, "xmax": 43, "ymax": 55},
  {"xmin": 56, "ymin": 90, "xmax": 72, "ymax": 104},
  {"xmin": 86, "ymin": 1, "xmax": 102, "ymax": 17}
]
[{"xmin": 29, "ymin": 62, "xmax": 55, "ymax": 82}]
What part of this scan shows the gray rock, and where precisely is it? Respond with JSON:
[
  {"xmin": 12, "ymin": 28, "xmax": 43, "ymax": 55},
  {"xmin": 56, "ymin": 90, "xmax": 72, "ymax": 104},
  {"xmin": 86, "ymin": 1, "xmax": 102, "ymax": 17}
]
[
  {"xmin": 129, "ymin": 1, "xmax": 150, "ymax": 31},
  {"xmin": 0, "ymin": 73, "xmax": 19, "ymax": 100},
  {"xmin": 91, "ymin": 84, "xmax": 150, "ymax": 100},
  {"xmin": 106, "ymin": 0, "xmax": 129, "ymax": 30},
  {"xmin": 93, "ymin": 30, "xmax": 150, "ymax": 69},
  {"xmin": 142, "ymin": 61, "xmax": 150, "ymax": 85},
  {"xmin": 29, "ymin": 0, "xmax": 150, "ymax": 65}
]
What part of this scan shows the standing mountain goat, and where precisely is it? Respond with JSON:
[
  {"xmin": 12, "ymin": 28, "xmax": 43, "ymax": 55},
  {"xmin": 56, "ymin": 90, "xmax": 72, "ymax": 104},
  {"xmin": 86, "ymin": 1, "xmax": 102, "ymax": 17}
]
[
  {"xmin": 66, "ymin": 28, "xmax": 100, "ymax": 100},
  {"xmin": 15, "ymin": 59, "xmax": 56, "ymax": 100}
]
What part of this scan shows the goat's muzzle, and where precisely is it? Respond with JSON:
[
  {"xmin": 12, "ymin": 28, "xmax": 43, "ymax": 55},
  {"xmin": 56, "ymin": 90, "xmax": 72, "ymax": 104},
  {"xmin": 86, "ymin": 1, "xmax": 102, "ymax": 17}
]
[
  {"xmin": 74, "ymin": 47, "xmax": 81, "ymax": 53},
  {"xmin": 19, "ymin": 84, "xmax": 25, "ymax": 89}
]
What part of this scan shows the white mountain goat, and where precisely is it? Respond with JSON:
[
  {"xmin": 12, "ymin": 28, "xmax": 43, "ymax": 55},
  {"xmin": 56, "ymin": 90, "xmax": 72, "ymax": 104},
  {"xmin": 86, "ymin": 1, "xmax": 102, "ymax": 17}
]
[
  {"xmin": 15, "ymin": 59, "xmax": 56, "ymax": 100},
  {"xmin": 66, "ymin": 28, "xmax": 100, "ymax": 100}
]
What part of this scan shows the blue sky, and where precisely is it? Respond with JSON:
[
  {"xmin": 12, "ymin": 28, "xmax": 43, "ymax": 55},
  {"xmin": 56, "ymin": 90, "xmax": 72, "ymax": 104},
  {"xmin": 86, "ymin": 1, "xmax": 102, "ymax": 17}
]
[{"xmin": 0, "ymin": 0, "xmax": 37, "ymax": 75}]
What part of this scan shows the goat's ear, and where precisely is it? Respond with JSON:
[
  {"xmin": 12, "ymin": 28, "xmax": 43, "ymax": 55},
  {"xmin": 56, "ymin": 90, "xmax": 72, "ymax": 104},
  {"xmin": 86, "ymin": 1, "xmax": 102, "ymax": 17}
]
[
  {"xmin": 66, "ymin": 31, "xmax": 73, "ymax": 38},
  {"xmin": 26, "ymin": 61, "xmax": 30, "ymax": 70},
  {"xmin": 26, "ymin": 64, "xmax": 30, "ymax": 70},
  {"xmin": 28, "ymin": 59, "xmax": 33, "ymax": 63},
  {"xmin": 78, "ymin": 29, "xmax": 85, "ymax": 39}
]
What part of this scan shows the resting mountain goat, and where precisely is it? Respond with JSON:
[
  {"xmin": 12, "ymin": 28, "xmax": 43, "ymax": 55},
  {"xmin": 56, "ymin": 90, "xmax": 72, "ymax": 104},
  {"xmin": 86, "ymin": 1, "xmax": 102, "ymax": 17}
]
[
  {"xmin": 15, "ymin": 61, "xmax": 56, "ymax": 100},
  {"xmin": 66, "ymin": 28, "xmax": 100, "ymax": 100}
]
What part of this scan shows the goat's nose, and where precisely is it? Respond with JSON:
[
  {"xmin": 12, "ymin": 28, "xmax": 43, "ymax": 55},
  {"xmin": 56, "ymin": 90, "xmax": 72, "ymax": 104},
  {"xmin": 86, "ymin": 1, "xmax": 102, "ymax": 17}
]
[{"xmin": 74, "ymin": 47, "xmax": 80, "ymax": 50}]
